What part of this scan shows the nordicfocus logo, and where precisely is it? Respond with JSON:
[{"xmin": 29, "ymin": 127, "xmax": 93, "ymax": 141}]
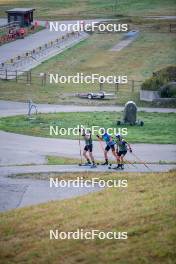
[
  {"xmin": 49, "ymin": 73, "xmax": 128, "ymax": 84},
  {"xmin": 49, "ymin": 21, "xmax": 128, "ymax": 33},
  {"xmin": 50, "ymin": 229, "xmax": 128, "ymax": 240},
  {"xmin": 50, "ymin": 177, "xmax": 128, "ymax": 188},
  {"xmin": 49, "ymin": 126, "xmax": 128, "ymax": 137}
]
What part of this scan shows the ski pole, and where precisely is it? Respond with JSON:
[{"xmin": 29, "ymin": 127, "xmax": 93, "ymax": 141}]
[
  {"xmin": 122, "ymin": 158, "xmax": 130, "ymax": 168},
  {"xmin": 78, "ymin": 134, "xmax": 83, "ymax": 165},
  {"xmin": 130, "ymin": 152, "xmax": 152, "ymax": 171},
  {"xmin": 123, "ymin": 157, "xmax": 138, "ymax": 168}
]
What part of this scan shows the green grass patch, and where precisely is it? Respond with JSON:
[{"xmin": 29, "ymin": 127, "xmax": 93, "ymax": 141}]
[
  {"xmin": 0, "ymin": 111, "xmax": 175, "ymax": 144},
  {"xmin": 46, "ymin": 155, "xmax": 175, "ymax": 165},
  {"xmin": 0, "ymin": 30, "xmax": 175, "ymax": 107},
  {"xmin": 0, "ymin": 171, "xmax": 175, "ymax": 263},
  {"xmin": 0, "ymin": 0, "xmax": 176, "ymax": 19},
  {"xmin": 47, "ymin": 155, "xmax": 81, "ymax": 165}
]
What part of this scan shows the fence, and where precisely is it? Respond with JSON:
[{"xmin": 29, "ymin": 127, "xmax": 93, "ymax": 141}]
[
  {"xmin": 93, "ymin": 23, "xmax": 176, "ymax": 34},
  {"xmin": 0, "ymin": 69, "xmax": 143, "ymax": 92},
  {"xmin": 0, "ymin": 31, "xmax": 85, "ymax": 71},
  {"xmin": 137, "ymin": 23, "xmax": 176, "ymax": 34},
  {"xmin": 0, "ymin": 70, "xmax": 47, "ymax": 86},
  {"xmin": 99, "ymin": 79, "xmax": 142, "ymax": 94}
]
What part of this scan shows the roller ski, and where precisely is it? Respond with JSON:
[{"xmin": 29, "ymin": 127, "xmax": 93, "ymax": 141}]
[
  {"xmin": 79, "ymin": 162, "xmax": 91, "ymax": 166},
  {"xmin": 109, "ymin": 164, "xmax": 124, "ymax": 170},
  {"xmin": 90, "ymin": 163, "xmax": 97, "ymax": 168},
  {"xmin": 101, "ymin": 160, "xmax": 109, "ymax": 166}
]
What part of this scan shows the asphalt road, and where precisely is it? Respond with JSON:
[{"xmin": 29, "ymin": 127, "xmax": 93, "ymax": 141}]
[
  {"xmin": 0, "ymin": 19, "xmax": 104, "ymax": 64},
  {"xmin": 0, "ymin": 100, "xmax": 176, "ymax": 117},
  {"xmin": 0, "ymin": 131, "xmax": 175, "ymax": 166},
  {"xmin": 0, "ymin": 174, "xmax": 101, "ymax": 212},
  {"xmin": 1, "ymin": 164, "xmax": 175, "ymax": 177},
  {"xmin": 0, "ymin": 163, "xmax": 175, "ymax": 212}
]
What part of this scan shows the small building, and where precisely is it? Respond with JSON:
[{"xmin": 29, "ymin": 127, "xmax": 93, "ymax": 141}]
[{"xmin": 6, "ymin": 8, "xmax": 35, "ymax": 27}]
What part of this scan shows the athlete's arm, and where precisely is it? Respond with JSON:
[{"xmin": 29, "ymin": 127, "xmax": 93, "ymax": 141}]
[{"xmin": 96, "ymin": 135, "xmax": 103, "ymax": 141}]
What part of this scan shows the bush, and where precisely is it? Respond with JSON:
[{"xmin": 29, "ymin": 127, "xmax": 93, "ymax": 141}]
[
  {"xmin": 141, "ymin": 66, "xmax": 176, "ymax": 91},
  {"xmin": 160, "ymin": 82, "xmax": 176, "ymax": 98}
]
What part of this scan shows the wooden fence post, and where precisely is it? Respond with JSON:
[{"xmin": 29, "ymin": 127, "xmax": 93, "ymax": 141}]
[
  {"xmin": 15, "ymin": 70, "xmax": 18, "ymax": 82},
  {"xmin": 115, "ymin": 83, "xmax": 118, "ymax": 94},
  {"xmin": 44, "ymin": 73, "xmax": 46, "ymax": 86},
  {"xmin": 131, "ymin": 80, "xmax": 134, "ymax": 92},
  {"xmin": 29, "ymin": 71, "xmax": 32, "ymax": 84},
  {"xmin": 5, "ymin": 69, "xmax": 8, "ymax": 80},
  {"xmin": 99, "ymin": 82, "xmax": 103, "ymax": 91},
  {"xmin": 26, "ymin": 71, "xmax": 29, "ymax": 84}
]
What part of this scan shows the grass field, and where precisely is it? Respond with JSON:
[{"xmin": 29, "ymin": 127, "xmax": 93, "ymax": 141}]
[
  {"xmin": 0, "ymin": 30, "xmax": 175, "ymax": 106},
  {"xmin": 46, "ymin": 155, "xmax": 175, "ymax": 165},
  {"xmin": 0, "ymin": 0, "xmax": 176, "ymax": 19},
  {"xmin": 0, "ymin": 111, "xmax": 175, "ymax": 144},
  {"xmin": 0, "ymin": 170, "xmax": 175, "ymax": 264}
]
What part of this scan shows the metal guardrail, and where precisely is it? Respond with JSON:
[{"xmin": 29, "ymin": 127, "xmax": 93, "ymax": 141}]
[
  {"xmin": 0, "ymin": 31, "xmax": 83, "ymax": 70},
  {"xmin": 0, "ymin": 21, "xmax": 20, "ymax": 29}
]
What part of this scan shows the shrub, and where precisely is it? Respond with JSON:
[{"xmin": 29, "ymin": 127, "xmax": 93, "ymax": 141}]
[
  {"xmin": 141, "ymin": 66, "xmax": 176, "ymax": 91},
  {"xmin": 160, "ymin": 82, "xmax": 176, "ymax": 98}
]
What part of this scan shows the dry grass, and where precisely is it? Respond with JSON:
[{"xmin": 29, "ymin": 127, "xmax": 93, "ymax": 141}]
[{"xmin": 0, "ymin": 171, "xmax": 176, "ymax": 264}]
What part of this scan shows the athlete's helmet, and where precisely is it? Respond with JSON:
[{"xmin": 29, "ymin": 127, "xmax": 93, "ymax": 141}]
[{"xmin": 115, "ymin": 133, "xmax": 121, "ymax": 139}]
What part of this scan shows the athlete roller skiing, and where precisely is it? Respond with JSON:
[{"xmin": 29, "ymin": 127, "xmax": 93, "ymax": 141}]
[
  {"xmin": 96, "ymin": 129, "xmax": 119, "ymax": 165},
  {"xmin": 114, "ymin": 133, "xmax": 132, "ymax": 169},
  {"xmin": 80, "ymin": 128, "xmax": 96, "ymax": 168}
]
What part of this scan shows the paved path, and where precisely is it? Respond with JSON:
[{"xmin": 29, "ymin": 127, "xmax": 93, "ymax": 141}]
[
  {"xmin": 144, "ymin": 16, "xmax": 176, "ymax": 20},
  {"xmin": 0, "ymin": 27, "xmax": 64, "ymax": 64},
  {"xmin": 0, "ymin": 163, "xmax": 175, "ymax": 212},
  {"xmin": 0, "ymin": 100, "xmax": 176, "ymax": 117},
  {"xmin": 110, "ymin": 31, "xmax": 139, "ymax": 51},
  {"xmin": 0, "ymin": 164, "xmax": 175, "ymax": 177},
  {"xmin": 0, "ymin": 131, "xmax": 175, "ymax": 166},
  {"xmin": 0, "ymin": 174, "xmax": 101, "ymax": 212},
  {"xmin": 0, "ymin": 19, "xmax": 104, "ymax": 64}
]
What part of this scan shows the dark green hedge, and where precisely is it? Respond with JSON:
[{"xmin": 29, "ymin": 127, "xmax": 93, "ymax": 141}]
[{"xmin": 141, "ymin": 66, "xmax": 176, "ymax": 91}]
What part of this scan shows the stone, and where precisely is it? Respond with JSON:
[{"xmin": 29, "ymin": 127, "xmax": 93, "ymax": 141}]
[
  {"xmin": 117, "ymin": 101, "xmax": 144, "ymax": 126},
  {"xmin": 123, "ymin": 101, "xmax": 137, "ymax": 125}
]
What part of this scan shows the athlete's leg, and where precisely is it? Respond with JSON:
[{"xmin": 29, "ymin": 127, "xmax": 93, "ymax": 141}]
[
  {"xmin": 112, "ymin": 149, "xmax": 120, "ymax": 162},
  {"xmin": 83, "ymin": 147, "xmax": 91, "ymax": 164},
  {"xmin": 102, "ymin": 146, "xmax": 109, "ymax": 165},
  {"xmin": 89, "ymin": 151, "xmax": 95, "ymax": 163},
  {"xmin": 121, "ymin": 151, "xmax": 127, "ymax": 164},
  {"xmin": 83, "ymin": 149, "xmax": 88, "ymax": 159},
  {"xmin": 104, "ymin": 149, "xmax": 108, "ymax": 160}
]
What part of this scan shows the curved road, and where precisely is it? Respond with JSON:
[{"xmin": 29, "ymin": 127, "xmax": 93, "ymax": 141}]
[
  {"xmin": 0, "ymin": 83, "xmax": 175, "ymax": 212},
  {"xmin": 0, "ymin": 174, "xmax": 101, "ymax": 212},
  {"xmin": 0, "ymin": 131, "xmax": 175, "ymax": 166},
  {"xmin": 0, "ymin": 100, "xmax": 175, "ymax": 167},
  {"xmin": 0, "ymin": 100, "xmax": 176, "ymax": 117}
]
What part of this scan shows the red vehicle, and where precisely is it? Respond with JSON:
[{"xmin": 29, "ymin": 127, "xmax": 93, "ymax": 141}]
[{"xmin": 18, "ymin": 27, "xmax": 25, "ymax": 38}]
